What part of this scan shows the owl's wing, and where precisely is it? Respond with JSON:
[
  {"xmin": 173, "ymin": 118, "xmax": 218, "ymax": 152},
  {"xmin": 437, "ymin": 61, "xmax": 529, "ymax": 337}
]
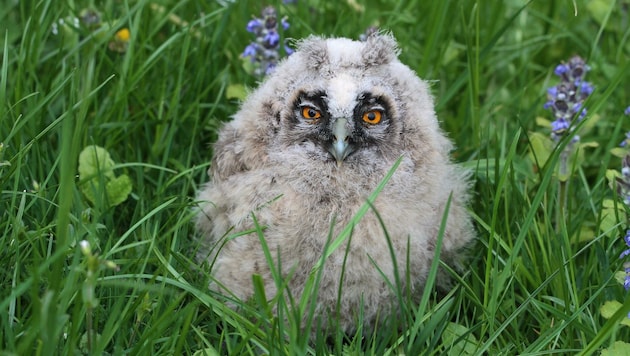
[{"xmin": 210, "ymin": 96, "xmax": 281, "ymax": 181}]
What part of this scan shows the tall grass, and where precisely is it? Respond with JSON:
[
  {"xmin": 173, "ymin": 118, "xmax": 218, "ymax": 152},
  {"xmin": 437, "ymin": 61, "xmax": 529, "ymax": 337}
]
[{"xmin": 1, "ymin": 0, "xmax": 629, "ymax": 354}]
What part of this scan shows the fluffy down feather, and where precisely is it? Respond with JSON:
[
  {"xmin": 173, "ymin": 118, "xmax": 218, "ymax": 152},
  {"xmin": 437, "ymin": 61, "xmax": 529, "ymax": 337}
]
[{"xmin": 196, "ymin": 33, "xmax": 474, "ymax": 334}]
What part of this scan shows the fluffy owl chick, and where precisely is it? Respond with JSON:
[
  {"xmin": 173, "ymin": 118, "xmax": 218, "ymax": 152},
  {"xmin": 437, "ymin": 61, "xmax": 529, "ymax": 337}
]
[{"xmin": 196, "ymin": 33, "xmax": 474, "ymax": 333}]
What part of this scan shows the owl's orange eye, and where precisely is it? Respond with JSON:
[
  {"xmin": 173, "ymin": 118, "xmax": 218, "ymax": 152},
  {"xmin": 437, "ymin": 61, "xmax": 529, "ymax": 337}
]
[
  {"xmin": 301, "ymin": 107, "xmax": 322, "ymax": 120},
  {"xmin": 362, "ymin": 110, "xmax": 382, "ymax": 125}
]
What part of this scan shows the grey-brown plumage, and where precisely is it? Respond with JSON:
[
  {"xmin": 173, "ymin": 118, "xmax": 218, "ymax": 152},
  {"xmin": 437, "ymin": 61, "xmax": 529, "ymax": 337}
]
[{"xmin": 196, "ymin": 33, "xmax": 474, "ymax": 333}]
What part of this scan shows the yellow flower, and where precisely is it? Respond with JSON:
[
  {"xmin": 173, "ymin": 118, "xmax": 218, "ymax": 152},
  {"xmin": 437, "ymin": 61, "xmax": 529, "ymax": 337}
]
[
  {"xmin": 115, "ymin": 28, "xmax": 130, "ymax": 42},
  {"xmin": 109, "ymin": 28, "xmax": 130, "ymax": 53}
]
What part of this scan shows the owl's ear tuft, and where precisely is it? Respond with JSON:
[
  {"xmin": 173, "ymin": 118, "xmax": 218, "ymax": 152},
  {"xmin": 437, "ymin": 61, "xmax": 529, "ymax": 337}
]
[
  {"xmin": 298, "ymin": 35, "xmax": 330, "ymax": 71},
  {"xmin": 362, "ymin": 32, "xmax": 400, "ymax": 66}
]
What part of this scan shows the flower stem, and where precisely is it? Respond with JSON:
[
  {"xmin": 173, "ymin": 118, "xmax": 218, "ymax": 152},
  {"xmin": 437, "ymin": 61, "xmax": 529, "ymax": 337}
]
[
  {"xmin": 556, "ymin": 149, "xmax": 569, "ymax": 234},
  {"xmin": 86, "ymin": 305, "xmax": 93, "ymax": 352}
]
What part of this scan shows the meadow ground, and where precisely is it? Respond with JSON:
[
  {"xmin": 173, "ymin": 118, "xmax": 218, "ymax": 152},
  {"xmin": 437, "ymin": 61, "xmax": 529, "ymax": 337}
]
[{"xmin": 1, "ymin": 0, "xmax": 630, "ymax": 354}]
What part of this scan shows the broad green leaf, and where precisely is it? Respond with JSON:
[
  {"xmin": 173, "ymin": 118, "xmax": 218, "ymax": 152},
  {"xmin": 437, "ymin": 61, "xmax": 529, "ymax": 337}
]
[
  {"xmin": 615, "ymin": 271, "xmax": 629, "ymax": 287},
  {"xmin": 78, "ymin": 145, "xmax": 132, "ymax": 208},
  {"xmin": 442, "ymin": 322, "xmax": 479, "ymax": 355},
  {"xmin": 576, "ymin": 226, "xmax": 596, "ymax": 243},
  {"xmin": 600, "ymin": 301, "xmax": 630, "ymax": 327},
  {"xmin": 556, "ymin": 140, "xmax": 594, "ymax": 181},
  {"xmin": 601, "ymin": 341, "xmax": 630, "ymax": 356},
  {"xmin": 579, "ymin": 141, "xmax": 599, "ymax": 149},
  {"xmin": 528, "ymin": 131, "xmax": 554, "ymax": 169},
  {"xmin": 599, "ymin": 199, "xmax": 626, "ymax": 236},
  {"xmin": 535, "ymin": 116, "xmax": 551, "ymax": 128},
  {"xmin": 105, "ymin": 174, "xmax": 133, "ymax": 207},
  {"xmin": 79, "ymin": 145, "xmax": 116, "ymax": 180},
  {"xmin": 192, "ymin": 347, "xmax": 220, "ymax": 356},
  {"xmin": 607, "ymin": 169, "xmax": 622, "ymax": 188},
  {"xmin": 241, "ymin": 57, "xmax": 255, "ymax": 76},
  {"xmin": 226, "ymin": 83, "xmax": 247, "ymax": 101},
  {"xmin": 612, "ymin": 147, "xmax": 629, "ymax": 158}
]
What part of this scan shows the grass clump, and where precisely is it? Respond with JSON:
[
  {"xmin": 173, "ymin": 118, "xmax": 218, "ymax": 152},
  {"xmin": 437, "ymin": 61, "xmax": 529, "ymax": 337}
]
[{"xmin": 1, "ymin": 0, "xmax": 630, "ymax": 354}]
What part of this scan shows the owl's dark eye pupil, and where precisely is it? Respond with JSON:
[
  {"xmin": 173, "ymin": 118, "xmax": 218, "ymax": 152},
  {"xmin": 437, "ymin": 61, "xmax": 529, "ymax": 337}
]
[
  {"xmin": 308, "ymin": 109, "xmax": 317, "ymax": 117},
  {"xmin": 367, "ymin": 112, "xmax": 376, "ymax": 120}
]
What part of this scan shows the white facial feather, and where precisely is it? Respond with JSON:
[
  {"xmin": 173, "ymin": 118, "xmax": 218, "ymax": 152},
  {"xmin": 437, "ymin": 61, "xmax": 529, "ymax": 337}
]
[
  {"xmin": 325, "ymin": 38, "xmax": 366, "ymax": 66},
  {"xmin": 326, "ymin": 73, "xmax": 359, "ymax": 118}
]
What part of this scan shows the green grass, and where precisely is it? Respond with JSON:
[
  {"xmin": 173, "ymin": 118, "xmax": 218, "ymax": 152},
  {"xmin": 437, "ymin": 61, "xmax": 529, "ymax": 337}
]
[{"xmin": 2, "ymin": 0, "xmax": 630, "ymax": 354}]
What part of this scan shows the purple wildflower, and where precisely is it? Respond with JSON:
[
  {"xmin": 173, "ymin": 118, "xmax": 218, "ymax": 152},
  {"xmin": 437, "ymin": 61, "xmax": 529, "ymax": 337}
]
[
  {"xmin": 615, "ymin": 156, "xmax": 630, "ymax": 318},
  {"xmin": 242, "ymin": 43, "xmax": 258, "ymax": 60},
  {"xmin": 619, "ymin": 107, "xmax": 630, "ymax": 147},
  {"xmin": 246, "ymin": 19, "xmax": 263, "ymax": 33},
  {"xmin": 241, "ymin": 6, "xmax": 292, "ymax": 78},
  {"xmin": 554, "ymin": 63, "xmax": 569, "ymax": 76},
  {"xmin": 284, "ymin": 44, "xmax": 294, "ymax": 56},
  {"xmin": 545, "ymin": 56, "xmax": 593, "ymax": 142},
  {"xmin": 579, "ymin": 81, "xmax": 594, "ymax": 95},
  {"xmin": 264, "ymin": 31, "xmax": 280, "ymax": 47},
  {"xmin": 618, "ymin": 156, "xmax": 630, "ymax": 206},
  {"xmin": 621, "ymin": 231, "xmax": 630, "ymax": 292},
  {"xmin": 264, "ymin": 62, "xmax": 276, "ymax": 75},
  {"xmin": 551, "ymin": 118, "xmax": 570, "ymax": 133}
]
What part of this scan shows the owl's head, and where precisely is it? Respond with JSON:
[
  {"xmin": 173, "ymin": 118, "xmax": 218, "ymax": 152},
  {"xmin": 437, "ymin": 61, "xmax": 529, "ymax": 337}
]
[{"xmin": 236, "ymin": 33, "xmax": 450, "ymax": 171}]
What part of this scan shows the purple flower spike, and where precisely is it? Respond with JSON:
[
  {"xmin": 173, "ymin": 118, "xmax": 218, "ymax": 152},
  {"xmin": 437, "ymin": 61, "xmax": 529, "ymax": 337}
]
[
  {"xmin": 284, "ymin": 43, "xmax": 294, "ymax": 56},
  {"xmin": 579, "ymin": 108, "xmax": 587, "ymax": 120},
  {"xmin": 554, "ymin": 64, "xmax": 569, "ymax": 76},
  {"xmin": 246, "ymin": 19, "xmax": 262, "ymax": 33},
  {"xmin": 544, "ymin": 56, "xmax": 593, "ymax": 142},
  {"xmin": 617, "ymin": 170, "xmax": 630, "ymax": 297},
  {"xmin": 242, "ymin": 6, "xmax": 292, "ymax": 78},
  {"xmin": 242, "ymin": 43, "xmax": 258, "ymax": 59},
  {"xmin": 580, "ymin": 81, "xmax": 594, "ymax": 95},
  {"xmin": 621, "ymin": 108, "xmax": 630, "ymax": 147},
  {"xmin": 264, "ymin": 62, "xmax": 276, "ymax": 75},
  {"xmin": 264, "ymin": 31, "xmax": 280, "ymax": 47},
  {"xmin": 568, "ymin": 56, "xmax": 589, "ymax": 80},
  {"xmin": 551, "ymin": 119, "xmax": 570, "ymax": 133}
]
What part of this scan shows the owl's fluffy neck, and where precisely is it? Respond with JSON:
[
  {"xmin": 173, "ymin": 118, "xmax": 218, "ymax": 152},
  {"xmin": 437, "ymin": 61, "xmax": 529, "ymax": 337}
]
[{"xmin": 269, "ymin": 149, "xmax": 412, "ymax": 201}]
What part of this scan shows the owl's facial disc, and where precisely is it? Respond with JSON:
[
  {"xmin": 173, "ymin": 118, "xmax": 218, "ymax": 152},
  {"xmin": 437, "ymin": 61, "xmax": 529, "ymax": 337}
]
[
  {"xmin": 328, "ymin": 118, "xmax": 354, "ymax": 166},
  {"xmin": 292, "ymin": 90, "xmax": 391, "ymax": 166}
]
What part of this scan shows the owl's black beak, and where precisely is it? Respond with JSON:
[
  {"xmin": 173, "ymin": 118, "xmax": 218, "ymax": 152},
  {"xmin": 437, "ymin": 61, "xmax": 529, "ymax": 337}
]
[{"xmin": 328, "ymin": 118, "xmax": 354, "ymax": 166}]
